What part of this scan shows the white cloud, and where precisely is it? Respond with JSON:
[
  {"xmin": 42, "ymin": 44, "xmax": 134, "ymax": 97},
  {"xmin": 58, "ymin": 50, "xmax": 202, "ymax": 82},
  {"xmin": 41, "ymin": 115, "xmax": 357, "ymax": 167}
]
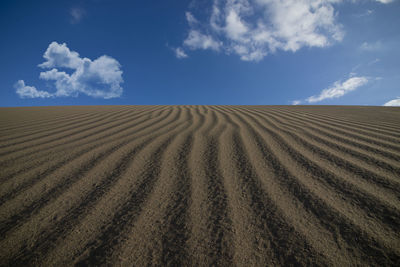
[
  {"xmin": 186, "ymin": 12, "xmax": 198, "ymax": 26},
  {"xmin": 353, "ymin": 8, "xmax": 374, "ymax": 18},
  {"xmin": 16, "ymin": 42, "xmax": 123, "ymax": 99},
  {"xmin": 70, "ymin": 7, "xmax": 86, "ymax": 24},
  {"xmin": 367, "ymin": 58, "xmax": 380, "ymax": 65},
  {"xmin": 179, "ymin": 0, "xmax": 346, "ymax": 61},
  {"xmin": 225, "ymin": 9, "xmax": 249, "ymax": 41},
  {"xmin": 360, "ymin": 41, "xmax": 382, "ymax": 51},
  {"xmin": 184, "ymin": 30, "xmax": 222, "ymax": 51},
  {"xmin": 306, "ymin": 76, "xmax": 369, "ymax": 103},
  {"xmin": 376, "ymin": 0, "xmax": 394, "ymax": 3},
  {"xmin": 175, "ymin": 47, "xmax": 188, "ymax": 58},
  {"xmin": 38, "ymin": 42, "xmax": 82, "ymax": 69},
  {"xmin": 292, "ymin": 100, "xmax": 302, "ymax": 105},
  {"xmin": 15, "ymin": 80, "xmax": 52, "ymax": 98},
  {"xmin": 182, "ymin": 12, "xmax": 222, "ymax": 52},
  {"xmin": 383, "ymin": 97, "xmax": 400, "ymax": 106}
]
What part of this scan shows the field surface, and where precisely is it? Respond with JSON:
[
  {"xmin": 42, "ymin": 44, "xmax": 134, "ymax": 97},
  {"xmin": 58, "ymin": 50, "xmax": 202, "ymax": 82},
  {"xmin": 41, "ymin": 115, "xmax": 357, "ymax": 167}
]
[{"xmin": 0, "ymin": 105, "xmax": 399, "ymax": 266}]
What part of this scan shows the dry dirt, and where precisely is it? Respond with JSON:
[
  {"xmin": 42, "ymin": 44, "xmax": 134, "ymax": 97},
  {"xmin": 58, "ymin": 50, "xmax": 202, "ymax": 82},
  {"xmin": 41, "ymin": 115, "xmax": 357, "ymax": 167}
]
[{"xmin": 0, "ymin": 105, "xmax": 399, "ymax": 266}]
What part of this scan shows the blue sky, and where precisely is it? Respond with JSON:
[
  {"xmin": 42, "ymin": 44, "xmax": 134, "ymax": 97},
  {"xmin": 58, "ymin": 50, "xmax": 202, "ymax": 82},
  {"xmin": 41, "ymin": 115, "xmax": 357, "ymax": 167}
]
[{"xmin": 0, "ymin": 0, "xmax": 399, "ymax": 106}]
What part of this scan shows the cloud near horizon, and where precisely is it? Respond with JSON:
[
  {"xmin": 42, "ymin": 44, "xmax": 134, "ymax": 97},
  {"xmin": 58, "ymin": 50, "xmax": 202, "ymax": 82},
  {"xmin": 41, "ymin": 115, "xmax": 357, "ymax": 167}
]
[
  {"xmin": 292, "ymin": 75, "xmax": 370, "ymax": 104},
  {"xmin": 383, "ymin": 97, "xmax": 400, "ymax": 106},
  {"xmin": 15, "ymin": 80, "xmax": 52, "ymax": 98},
  {"xmin": 16, "ymin": 42, "xmax": 123, "ymax": 99},
  {"xmin": 177, "ymin": 0, "xmax": 396, "ymax": 61},
  {"xmin": 307, "ymin": 76, "xmax": 369, "ymax": 103},
  {"xmin": 375, "ymin": 0, "xmax": 395, "ymax": 3}
]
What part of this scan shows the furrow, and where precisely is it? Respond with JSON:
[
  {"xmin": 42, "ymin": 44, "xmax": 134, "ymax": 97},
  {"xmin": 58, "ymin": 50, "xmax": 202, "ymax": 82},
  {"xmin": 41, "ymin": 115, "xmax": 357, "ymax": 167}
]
[
  {"xmin": 244, "ymin": 107, "xmax": 400, "ymax": 205},
  {"xmin": 0, "ymin": 106, "xmax": 166, "ymax": 180},
  {"xmin": 109, "ymin": 107, "xmax": 202, "ymax": 265},
  {"xmin": 0, "ymin": 108, "xmax": 123, "ymax": 149},
  {"xmin": 245, "ymin": 108, "xmax": 400, "ymax": 193},
  {"xmin": 27, "ymin": 107, "xmax": 187, "ymax": 266},
  {"xmin": 158, "ymin": 107, "xmax": 203, "ymax": 266},
  {"xmin": 0, "ymin": 107, "xmax": 102, "ymax": 134},
  {"xmin": 5, "ymin": 116, "xmax": 186, "ymax": 266},
  {"xmin": 159, "ymin": 134, "xmax": 193, "ymax": 266},
  {"xmin": 0, "ymin": 107, "xmax": 169, "ymax": 202},
  {"xmin": 274, "ymin": 107, "xmax": 400, "ymax": 151},
  {"xmin": 223, "ymin": 107, "xmax": 400, "ymax": 264},
  {"xmin": 236, "ymin": 107, "xmax": 400, "ymax": 232},
  {"xmin": 222, "ymin": 107, "xmax": 356, "ymax": 265},
  {"xmin": 268, "ymin": 108, "xmax": 400, "ymax": 165},
  {"xmin": 0, "ymin": 107, "xmax": 181, "ymax": 237},
  {"xmin": 1, "ymin": 105, "xmax": 399, "ymax": 266},
  {"xmin": 0, "ymin": 106, "xmax": 134, "ymax": 144},
  {"xmin": 0, "ymin": 107, "xmax": 185, "ymax": 265},
  {"xmin": 186, "ymin": 106, "xmax": 234, "ymax": 266},
  {"xmin": 215, "ymin": 114, "xmax": 325, "ymax": 266},
  {"xmin": 278, "ymin": 106, "xmax": 400, "ymax": 139},
  {"xmin": 0, "ymin": 106, "xmax": 166, "ymax": 179},
  {"xmin": 222, "ymin": 106, "xmax": 400, "ymax": 265},
  {"xmin": 0, "ymin": 106, "xmax": 151, "ymax": 156},
  {"xmin": 0, "ymin": 106, "xmax": 147, "ymax": 146},
  {"xmin": 262, "ymin": 107, "xmax": 400, "ymax": 175}
]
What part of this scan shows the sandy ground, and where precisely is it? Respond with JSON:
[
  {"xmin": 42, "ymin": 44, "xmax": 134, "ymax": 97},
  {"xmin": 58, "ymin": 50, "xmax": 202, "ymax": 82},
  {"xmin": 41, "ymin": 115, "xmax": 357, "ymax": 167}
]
[{"xmin": 0, "ymin": 105, "xmax": 399, "ymax": 266}]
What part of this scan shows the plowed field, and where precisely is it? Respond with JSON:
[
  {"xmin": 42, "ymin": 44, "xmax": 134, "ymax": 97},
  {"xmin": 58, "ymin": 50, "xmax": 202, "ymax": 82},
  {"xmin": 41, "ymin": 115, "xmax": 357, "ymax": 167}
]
[{"xmin": 0, "ymin": 105, "xmax": 399, "ymax": 266}]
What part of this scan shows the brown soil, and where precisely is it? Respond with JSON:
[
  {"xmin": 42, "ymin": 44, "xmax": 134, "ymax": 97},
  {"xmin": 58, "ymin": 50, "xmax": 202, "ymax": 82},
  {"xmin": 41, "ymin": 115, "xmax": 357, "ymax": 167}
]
[{"xmin": 0, "ymin": 105, "xmax": 399, "ymax": 266}]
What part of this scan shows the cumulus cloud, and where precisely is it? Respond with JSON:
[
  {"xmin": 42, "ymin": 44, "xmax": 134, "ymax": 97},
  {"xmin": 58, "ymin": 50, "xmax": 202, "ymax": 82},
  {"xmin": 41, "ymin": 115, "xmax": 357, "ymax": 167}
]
[
  {"xmin": 306, "ymin": 76, "xmax": 369, "ymax": 103},
  {"xmin": 292, "ymin": 100, "xmax": 302, "ymax": 105},
  {"xmin": 39, "ymin": 42, "xmax": 82, "ymax": 69},
  {"xmin": 177, "ymin": 0, "xmax": 396, "ymax": 60},
  {"xmin": 383, "ymin": 97, "xmax": 400, "ymax": 106},
  {"xmin": 15, "ymin": 80, "xmax": 52, "ymax": 98},
  {"xmin": 15, "ymin": 42, "xmax": 123, "ymax": 99},
  {"xmin": 178, "ymin": 0, "xmax": 346, "ymax": 61}
]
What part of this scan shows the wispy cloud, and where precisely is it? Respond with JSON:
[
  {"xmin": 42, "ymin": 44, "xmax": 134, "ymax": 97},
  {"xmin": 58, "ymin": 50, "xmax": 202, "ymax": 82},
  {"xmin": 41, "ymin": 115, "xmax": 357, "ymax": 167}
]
[
  {"xmin": 16, "ymin": 42, "xmax": 123, "ymax": 99},
  {"xmin": 185, "ymin": 11, "xmax": 198, "ymax": 26},
  {"xmin": 354, "ymin": 9, "xmax": 374, "ymax": 17},
  {"xmin": 175, "ymin": 47, "xmax": 188, "ymax": 59},
  {"xmin": 306, "ymin": 76, "xmax": 369, "ymax": 103},
  {"xmin": 291, "ymin": 74, "xmax": 372, "ymax": 105},
  {"xmin": 367, "ymin": 58, "xmax": 380, "ymax": 65},
  {"xmin": 183, "ymin": 30, "xmax": 222, "ymax": 51},
  {"xmin": 360, "ymin": 41, "xmax": 382, "ymax": 51},
  {"xmin": 70, "ymin": 7, "xmax": 86, "ymax": 24},
  {"xmin": 375, "ymin": 0, "xmax": 395, "ymax": 4},
  {"xmin": 383, "ymin": 97, "xmax": 400, "ymax": 106},
  {"xmin": 177, "ymin": 0, "xmax": 346, "ymax": 61}
]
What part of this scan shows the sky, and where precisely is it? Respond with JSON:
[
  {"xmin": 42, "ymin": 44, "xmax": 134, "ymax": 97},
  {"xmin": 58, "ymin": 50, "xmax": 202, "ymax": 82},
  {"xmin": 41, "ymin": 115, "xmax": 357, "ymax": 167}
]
[{"xmin": 0, "ymin": 0, "xmax": 399, "ymax": 107}]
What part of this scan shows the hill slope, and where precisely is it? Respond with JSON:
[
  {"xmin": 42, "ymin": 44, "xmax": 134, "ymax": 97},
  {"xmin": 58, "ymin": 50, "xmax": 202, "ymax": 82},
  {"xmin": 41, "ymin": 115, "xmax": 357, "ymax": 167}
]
[{"xmin": 0, "ymin": 105, "xmax": 399, "ymax": 266}]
